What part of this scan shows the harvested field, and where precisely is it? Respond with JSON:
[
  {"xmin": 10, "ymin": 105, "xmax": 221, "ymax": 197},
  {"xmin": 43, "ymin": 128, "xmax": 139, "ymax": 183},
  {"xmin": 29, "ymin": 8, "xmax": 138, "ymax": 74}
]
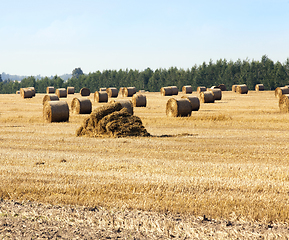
[{"xmin": 1, "ymin": 91, "xmax": 289, "ymax": 238}]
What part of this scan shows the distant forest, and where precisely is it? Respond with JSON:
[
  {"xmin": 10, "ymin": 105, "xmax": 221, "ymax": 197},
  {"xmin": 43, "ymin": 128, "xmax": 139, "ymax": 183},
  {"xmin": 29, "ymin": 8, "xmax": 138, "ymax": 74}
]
[{"xmin": 1, "ymin": 55, "xmax": 289, "ymax": 94}]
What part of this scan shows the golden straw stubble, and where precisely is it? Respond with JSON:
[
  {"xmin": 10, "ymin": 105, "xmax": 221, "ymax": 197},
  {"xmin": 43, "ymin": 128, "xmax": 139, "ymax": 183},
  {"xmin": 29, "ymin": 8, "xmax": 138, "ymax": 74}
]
[
  {"xmin": 279, "ymin": 94, "xmax": 289, "ymax": 113},
  {"xmin": 43, "ymin": 101, "xmax": 69, "ymax": 123},
  {"xmin": 166, "ymin": 98, "xmax": 192, "ymax": 117}
]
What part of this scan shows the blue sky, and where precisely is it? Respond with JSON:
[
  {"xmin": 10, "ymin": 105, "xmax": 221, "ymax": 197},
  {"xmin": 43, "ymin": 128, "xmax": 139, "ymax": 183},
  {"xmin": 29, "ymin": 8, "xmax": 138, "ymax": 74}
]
[{"xmin": 1, "ymin": 0, "xmax": 289, "ymax": 76}]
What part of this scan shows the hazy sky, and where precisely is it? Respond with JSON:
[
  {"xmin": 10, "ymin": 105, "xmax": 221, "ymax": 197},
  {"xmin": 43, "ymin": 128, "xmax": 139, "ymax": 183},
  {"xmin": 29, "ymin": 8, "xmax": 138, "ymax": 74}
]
[{"xmin": 1, "ymin": 0, "xmax": 289, "ymax": 76}]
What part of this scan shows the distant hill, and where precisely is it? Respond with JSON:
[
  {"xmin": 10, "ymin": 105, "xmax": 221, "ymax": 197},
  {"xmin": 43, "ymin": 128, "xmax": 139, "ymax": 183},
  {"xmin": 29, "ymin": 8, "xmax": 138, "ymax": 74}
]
[{"xmin": 1, "ymin": 72, "xmax": 72, "ymax": 81}]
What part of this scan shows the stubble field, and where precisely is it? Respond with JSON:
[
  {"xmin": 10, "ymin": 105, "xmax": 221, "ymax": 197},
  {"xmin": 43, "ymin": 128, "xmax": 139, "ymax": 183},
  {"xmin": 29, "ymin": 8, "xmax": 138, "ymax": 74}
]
[{"xmin": 1, "ymin": 90, "xmax": 289, "ymax": 239}]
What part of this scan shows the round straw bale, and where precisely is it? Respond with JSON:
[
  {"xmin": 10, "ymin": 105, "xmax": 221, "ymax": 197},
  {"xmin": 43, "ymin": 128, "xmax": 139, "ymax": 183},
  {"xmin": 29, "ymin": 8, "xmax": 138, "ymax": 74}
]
[
  {"xmin": 170, "ymin": 86, "xmax": 179, "ymax": 95},
  {"xmin": 110, "ymin": 99, "xmax": 133, "ymax": 115},
  {"xmin": 46, "ymin": 86, "xmax": 55, "ymax": 94},
  {"xmin": 106, "ymin": 87, "xmax": 118, "ymax": 98},
  {"xmin": 218, "ymin": 84, "xmax": 226, "ymax": 91},
  {"xmin": 28, "ymin": 87, "xmax": 36, "ymax": 97},
  {"xmin": 199, "ymin": 91, "xmax": 215, "ymax": 103},
  {"xmin": 132, "ymin": 93, "xmax": 147, "ymax": 107},
  {"xmin": 255, "ymin": 84, "xmax": 264, "ymax": 91},
  {"xmin": 119, "ymin": 87, "xmax": 124, "ymax": 97},
  {"xmin": 42, "ymin": 94, "xmax": 59, "ymax": 105},
  {"xmin": 99, "ymin": 87, "xmax": 107, "ymax": 92},
  {"xmin": 123, "ymin": 87, "xmax": 137, "ymax": 97},
  {"xmin": 232, "ymin": 85, "xmax": 238, "ymax": 92},
  {"xmin": 279, "ymin": 94, "xmax": 289, "ymax": 113},
  {"xmin": 20, "ymin": 88, "xmax": 33, "ymax": 99},
  {"xmin": 166, "ymin": 98, "xmax": 192, "ymax": 117},
  {"xmin": 207, "ymin": 88, "xmax": 222, "ymax": 100},
  {"xmin": 275, "ymin": 87, "xmax": 289, "ymax": 98},
  {"xmin": 182, "ymin": 86, "xmax": 192, "ymax": 94},
  {"xmin": 71, "ymin": 97, "xmax": 92, "ymax": 114},
  {"xmin": 236, "ymin": 84, "xmax": 248, "ymax": 94},
  {"xmin": 94, "ymin": 91, "xmax": 108, "ymax": 103},
  {"xmin": 67, "ymin": 87, "xmax": 75, "ymax": 94},
  {"xmin": 56, "ymin": 88, "xmax": 67, "ymax": 98},
  {"xmin": 16, "ymin": 91, "xmax": 20, "ymax": 94},
  {"xmin": 210, "ymin": 86, "xmax": 217, "ymax": 89},
  {"xmin": 181, "ymin": 95, "xmax": 200, "ymax": 111},
  {"xmin": 160, "ymin": 87, "xmax": 173, "ymax": 96},
  {"xmin": 80, "ymin": 87, "xmax": 90, "ymax": 96},
  {"xmin": 197, "ymin": 86, "xmax": 206, "ymax": 93},
  {"xmin": 43, "ymin": 101, "xmax": 69, "ymax": 123}
]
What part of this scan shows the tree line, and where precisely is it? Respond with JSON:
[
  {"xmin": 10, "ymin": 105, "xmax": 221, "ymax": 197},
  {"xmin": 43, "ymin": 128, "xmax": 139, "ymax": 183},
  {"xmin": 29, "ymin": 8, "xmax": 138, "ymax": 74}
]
[{"xmin": 1, "ymin": 55, "xmax": 289, "ymax": 94}]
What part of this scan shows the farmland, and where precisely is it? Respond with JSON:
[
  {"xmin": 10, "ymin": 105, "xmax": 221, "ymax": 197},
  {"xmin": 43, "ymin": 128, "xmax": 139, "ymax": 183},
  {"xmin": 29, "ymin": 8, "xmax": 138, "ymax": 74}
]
[{"xmin": 1, "ymin": 91, "xmax": 289, "ymax": 238}]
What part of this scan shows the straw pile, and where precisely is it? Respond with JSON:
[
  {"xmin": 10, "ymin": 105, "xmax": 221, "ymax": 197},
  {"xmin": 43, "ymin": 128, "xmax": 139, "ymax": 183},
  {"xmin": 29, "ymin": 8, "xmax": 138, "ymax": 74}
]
[
  {"xmin": 255, "ymin": 84, "xmax": 264, "ymax": 91},
  {"xmin": 71, "ymin": 97, "xmax": 92, "ymax": 114},
  {"xmin": 56, "ymin": 88, "xmax": 67, "ymax": 98},
  {"xmin": 218, "ymin": 84, "xmax": 226, "ymax": 91},
  {"xmin": 160, "ymin": 87, "xmax": 173, "ymax": 96},
  {"xmin": 199, "ymin": 91, "xmax": 215, "ymax": 103},
  {"xmin": 76, "ymin": 102, "xmax": 150, "ymax": 138},
  {"xmin": 197, "ymin": 86, "xmax": 206, "ymax": 94},
  {"xmin": 132, "ymin": 93, "xmax": 146, "ymax": 107},
  {"xmin": 232, "ymin": 85, "xmax": 238, "ymax": 92},
  {"xmin": 28, "ymin": 87, "xmax": 36, "ymax": 97},
  {"xmin": 236, "ymin": 84, "xmax": 248, "ymax": 94},
  {"xmin": 99, "ymin": 88, "xmax": 107, "ymax": 92},
  {"xmin": 106, "ymin": 87, "xmax": 118, "ymax": 98},
  {"xmin": 279, "ymin": 94, "xmax": 289, "ymax": 113},
  {"xmin": 43, "ymin": 101, "xmax": 69, "ymax": 123},
  {"xmin": 46, "ymin": 86, "xmax": 55, "ymax": 94},
  {"xmin": 94, "ymin": 91, "xmax": 108, "ymax": 103},
  {"xmin": 123, "ymin": 87, "xmax": 137, "ymax": 97},
  {"xmin": 42, "ymin": 94, "xmax": 59, "ymax": 105},
  {"xmin": 207, "ymin": 88, "xmax": 222, "ymax": 100},
  {"xmin": 170, "ymin": 86, "xmax": 178, "ymax": 95},
  {"xmin": 275, "ymin": 87, "xmax": 289, "ymax": 98},
  {"xmin": 20, "ymin": 88, "xmax": 33, "ymax": 99},
  {"xmin": 109, "ymin": 99, "xmax": 133, "ymax": 115},
  {"xmin": 166, "ymin": 98, "xmax": 192, "ymax": 117},
  {"xmin": 80, "ymin": 87, "xmax": 90, "ymax": 96},
  {"xmin": 181, "ymin": 96, "xmax": 200, "ymax": 111},
  {"xmin": 67, "ymin": 87, "xmax": 75, "ymax": 94}
]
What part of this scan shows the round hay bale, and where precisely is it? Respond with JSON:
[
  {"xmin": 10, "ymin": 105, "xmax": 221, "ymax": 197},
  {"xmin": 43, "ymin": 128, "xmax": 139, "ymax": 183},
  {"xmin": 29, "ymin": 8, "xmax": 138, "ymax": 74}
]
[
  {"xmin": 80, "ymin": 87, "xmax": 90, "ymax": 96},
  {"xmin": 28, "ymin": 87, "xmax": 36, "ymax": 97},
  {"xmin": 181, "ymin": 95, "xmax": 200, "ymax": 111},
  {"xmin": 160, "ymin": 87, "xmax": 173, "ymax": 96},
  {"xmin": 43, "ymin": 101, "xmax": 69, "ymax": 123},
  {"xmin": 20, "ymin": 88, "xmax": 33, "ymax": 99},
  {"xmin": 232, "ymin": 85, "xmax": 238, "ymax": 92},
  {"xmin": 170, "ymin": 86, "xmax": 179, "ymax": 95},
  {"xmin": 279, "ymin": 94, "xmax": 289, "ymax": 113},
  {"xmin": 197, "ymin": 86, "xmax": 206, "ymax": 94},
  {"xmin": 218, "ymin": 84, "xmax": 226, "ymax": 91},
  {"xmin": 106, "ymin": 87, "xmax": 118, "ymax": 98},
  {"xmin": 99, "ymin": 87, "xmax": 107, "ymax": 92},
  {"xmin": 275, "ymin": 87, "xmax": 289, "ymax": 98},
  {"xmin": 67, "ymin": 87, "xmax": 75, "ymax": 94},
  {"xmin": 210, "ymin": 86, "xmax": 217, "ymax": 89},
  {"xmin": 166, "ymin": 98, "xmax": 192, "ymax": 117},
  {"xmin": 42, "ymin": 94, "xmax": 59, "ymax": 105},
  {"xmin": 207, "ymin": 88, "xmax": 222, "ymax": 100},
  {"xmin": 132, "ymin": 93, "xmax": 147, "ymax": 107},
  {"xmin": 255, "ymin": 84, "xmax": 264, "ymax": 91},
  {"xmin": 110, "ymin": 99, "xmax": 133, "ymax": 115},
  {"xmin": 94, "ymin": 91, "xmax": 108, "ymax": 103},
  {"xmin": 46, "ymin": 86, "xmax": 55, "ymax": 94},
  {"xmin": 123, "ymin": 87, "xmax": 137, "ymax": 97},
  {"xmin": 236, "ymin": 84, "xmax": 248, "ymax": 94},
  {"xmin": 16, "ymin": 91, "xmax": 20, "ymax": 94},
  {"xmin": 71, "ymin": 97, "xmax": 92, "ymax": 114},
  {"xmin": 56, "ymin": 88, "xmax": 67, "ymax": 98},
  {"xmin": 199, "ymin": 91, "xmax": 215, "ymax": 103}
]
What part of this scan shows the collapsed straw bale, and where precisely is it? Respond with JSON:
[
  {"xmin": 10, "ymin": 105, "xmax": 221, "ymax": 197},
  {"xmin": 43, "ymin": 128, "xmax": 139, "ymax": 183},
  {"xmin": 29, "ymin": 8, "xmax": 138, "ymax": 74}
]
[
  {"xmin": 42, "ymin": 94, "xmax": 59, "ymax": 105},
  {"xmin": 199, "ymin": 91, "xmax": 215, "ymax": 103},
  {"xmin": 94, "ymin": 91, "xmax": 108, "ymax": 103},
  {"xmin": 20, "ymin": 88, "xmax": 33, "ymax": 99},
  {"xmin": 109, "ymin": 99, "xmax": 133, "ymax": 115},
  {"xmin": 56, "ymin": 88, "xmax": 67, "ymax": 98},
  {"xmin": 43, "ymin": 101, "xmax": 69, "ymax": 123},
  {"xmin": 170, "ymin": 86, "xmax": 179, "ymax": 95},
  {"xmin": 132, "ymin": 93, "xmax": 147, "ymax": 107},
  {"xmin": 67, "ymin": 87, "xmax": 75, "ymax": 94},
  {"xmin": 182, "ymin": 85, "xmax": 193, "ymax": 94},
  {"xmin": 207, "ymin": 88, "xmax": 222, "ymax": 100},
  {"xmin": 275, "ymin": 87, "xmax": 289, "ymax": 98},
  {"xmin": 218, "ymin": 84, "xmax": 226, "ymax": 91},
  {"xmin": 28, "ymin": 87, "xmax": 36, "ymax": 97},
  {"xmin": 197, "ymin": 86, "xmax": 206, "ymax": 94},
  {"xmin": 236, "ymin": 84, "xmax": 248, "ymax": 94},
  {"xmin": 80, "ymin": 87, "xmax": 91, "ymax": 96},
  {"xmin": 46, "ymin": 86, "xmax": 55, "ymax": 94},
  {"xmin": 123, "ymin": 87, "xmax": 137, "ymax": 97},
  {"xmin": 181, "ymin": 96, "xmax": 200, "ymax": 111},
  {"xmin": 166, "ymin": 98, "xmax": 192, "ymax": 117},
  {"xmin": 99, "ymin": 87, "xmax": 107, "ymax": 92},
  {"xmin": 106, "ymin": 87, "xmax": 118, "ymax": 98},
  {"xmin": 71, "ymin": 97, "xmax": 92, "ymax": 114},
  {"xmin": 76, "ymin": 102, "xmax": 149, "ymax": 138},
  {"xmin": 279, "ymin": 94, "xmax": 289, "ymax": 113},
  {"xmin": 160, "ymin": 87, "xmax": 173, "ymax": 96},
  {"xmin": 255, "ymin": 84, "xmax": 265, "ymax": 91}
]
